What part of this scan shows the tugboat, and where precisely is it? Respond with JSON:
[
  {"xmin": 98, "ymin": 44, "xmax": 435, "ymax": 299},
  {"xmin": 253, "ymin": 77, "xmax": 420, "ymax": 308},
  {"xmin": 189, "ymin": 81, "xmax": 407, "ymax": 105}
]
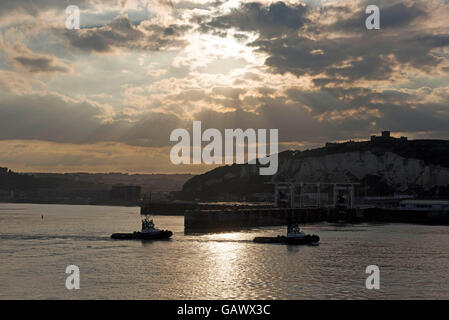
[
  {"xmin": 253, "ymin": 223, "xmax": 320, "ymax": 245},
  {"xmin": 111, "ymin": 216, "xmax": 173, "ymax": 240}
]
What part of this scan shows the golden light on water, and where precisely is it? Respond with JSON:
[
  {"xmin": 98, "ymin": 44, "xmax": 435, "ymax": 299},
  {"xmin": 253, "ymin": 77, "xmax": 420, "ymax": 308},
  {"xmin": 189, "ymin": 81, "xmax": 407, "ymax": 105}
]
[
  {"xmin": 202, "ymin": 233, "xmax": 248, "ymax": 298},
  {"xmin": 214, "ymin": 232, "xmax": 241, "ymax": 241}
]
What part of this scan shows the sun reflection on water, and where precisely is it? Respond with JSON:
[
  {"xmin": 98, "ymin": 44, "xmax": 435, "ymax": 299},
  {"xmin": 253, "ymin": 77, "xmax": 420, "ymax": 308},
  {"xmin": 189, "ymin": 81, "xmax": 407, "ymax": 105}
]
[{"xmin": 202, "ymin": 233, "xmax": 249, "ymax": 299}]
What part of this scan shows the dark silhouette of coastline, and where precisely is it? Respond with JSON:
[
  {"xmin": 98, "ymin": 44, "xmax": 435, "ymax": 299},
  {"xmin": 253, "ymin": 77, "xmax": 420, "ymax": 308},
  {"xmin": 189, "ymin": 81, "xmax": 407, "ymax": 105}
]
[{"xmin": 0, "ymin": 168, "xmax": 192, "ymax": 206}]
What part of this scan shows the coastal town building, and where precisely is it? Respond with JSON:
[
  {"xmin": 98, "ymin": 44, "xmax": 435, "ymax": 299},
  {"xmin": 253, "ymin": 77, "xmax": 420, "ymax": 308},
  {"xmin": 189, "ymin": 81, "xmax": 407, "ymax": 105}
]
[
  {"xmin": 370, "ymin": 131, "xmax": 408, "ymax": 142},
  {"xmin": 325, "ymin": 131, "xmax": 408, "ymax": 148}
]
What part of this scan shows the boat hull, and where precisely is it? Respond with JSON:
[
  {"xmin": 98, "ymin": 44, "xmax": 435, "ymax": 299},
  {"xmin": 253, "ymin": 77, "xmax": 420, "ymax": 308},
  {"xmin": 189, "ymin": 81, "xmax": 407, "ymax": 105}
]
[
  {"xmin": 111, "ymin": 230, "xmax": 173, "ymax": 240},
  {"xmin": 253, "ymin": 234, "xmax": 320, "ymax": 245}
]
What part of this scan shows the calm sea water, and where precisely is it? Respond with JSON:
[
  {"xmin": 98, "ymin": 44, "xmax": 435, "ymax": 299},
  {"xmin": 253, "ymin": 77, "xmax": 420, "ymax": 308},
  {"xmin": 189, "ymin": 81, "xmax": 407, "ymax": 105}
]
[{"xmin": 1, "ymin": 203, "xmax": 448, "ymax": 299}]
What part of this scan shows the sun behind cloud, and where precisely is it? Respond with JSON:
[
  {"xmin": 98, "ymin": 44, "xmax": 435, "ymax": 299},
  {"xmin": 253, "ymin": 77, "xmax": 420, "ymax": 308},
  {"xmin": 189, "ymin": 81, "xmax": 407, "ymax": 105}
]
[{"xmin": 0, "ymin": 0, "xmax": 449, "ymax": 173}]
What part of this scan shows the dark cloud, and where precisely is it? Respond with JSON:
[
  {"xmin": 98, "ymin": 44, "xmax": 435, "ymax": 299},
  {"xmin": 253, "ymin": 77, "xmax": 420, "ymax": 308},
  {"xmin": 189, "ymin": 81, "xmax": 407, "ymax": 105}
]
[
  {"xmin": 196, "ymin": 1, "xmax": 446, "ymax": 86},
  {"xmin": 13, "ymin": 56, "xmax": 69, "ymax": 73},
  {"xmin": 284, "ymin": 83, "xmax": 449, "ymax": 139},
  {"xmin": 0, "ymin": 92, "xmax": 105, "ymax": 144},
  {"xmin": 0, "ymin": 91, "xmax": 187, "ymax": 147},
  {"xmin": 61, "ymin": 16, "xmax": 190, "ymax": 53},
  {"xmin": 168, "ymin": 79, "xmax": 449, "ymax": 146},
  {"xmin": 328, "ymin": 2, "xmax": 427, "ymax": 32},
  {"xmin": 256, "ymin": 3, "xmax": 444, "ymax": 82},
  {"xmin": 202, "ymin": 1, "xmax": 308, "ymax": 38},
  {"xmin": 1, "ymin": 81, "xmax": 449, "ymax": 151},
  {"xmin": 0, "ymin": 0, "xmax": 93, "ymax": 17},
  {"xmin": 117, "ymin": 112, "xmax": 187, "ymax": 147}
]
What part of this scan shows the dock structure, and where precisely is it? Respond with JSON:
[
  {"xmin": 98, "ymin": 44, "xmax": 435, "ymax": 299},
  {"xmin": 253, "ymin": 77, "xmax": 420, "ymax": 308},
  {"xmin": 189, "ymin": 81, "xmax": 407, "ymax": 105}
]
[
  {"xmin": 268, "ymin": 182, "xmax": 359, "ymax": 209},
  {"xmin": 138, "ymin": 180, "xmax": 449, "ymax": 232},
  {"xmin": 183, "ymin": 181, "xmax": 449, "ymax": 232},
  {"xmin": 184, "ymin": 205, "xmax": 449, "ymax": 232},
  {"xmin": 141, "ymin": 200, "xmax": 273, "ymax": 215},
  {"xmin": 184, "ymin": 207, "xmax": 358, "ymax": 232},
  {"xmin": 184, "ymin": 181, "xmax": 362, "ymax": 232}
]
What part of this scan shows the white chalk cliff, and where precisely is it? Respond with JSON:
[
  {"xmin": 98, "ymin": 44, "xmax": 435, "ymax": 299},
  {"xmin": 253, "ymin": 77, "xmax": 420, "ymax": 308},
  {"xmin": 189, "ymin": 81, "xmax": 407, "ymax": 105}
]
[
  {"xmin": 182, "ymin": 140, "xmax": 449, "ymax": 200},
  {"xmin": 274, "ymin": 151, "xmax": 449, "ymax": 191}
]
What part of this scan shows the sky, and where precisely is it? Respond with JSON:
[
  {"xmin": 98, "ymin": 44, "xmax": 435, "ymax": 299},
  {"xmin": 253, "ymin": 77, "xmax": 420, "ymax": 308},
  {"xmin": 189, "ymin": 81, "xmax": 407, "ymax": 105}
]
[{"xmin": 0, "ymin": 0, "xmax": 448, "ymax": 173}]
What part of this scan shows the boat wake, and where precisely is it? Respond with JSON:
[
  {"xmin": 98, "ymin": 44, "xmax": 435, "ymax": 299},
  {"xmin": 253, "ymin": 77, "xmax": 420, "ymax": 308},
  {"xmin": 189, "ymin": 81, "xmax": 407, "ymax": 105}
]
[
  {"xmin": 175, "ymin": 238, "xmax": 254, "ymax": 244},
  {"xmin": 0, "ymin": 233, "xmax": 110, "ymax": 242}
]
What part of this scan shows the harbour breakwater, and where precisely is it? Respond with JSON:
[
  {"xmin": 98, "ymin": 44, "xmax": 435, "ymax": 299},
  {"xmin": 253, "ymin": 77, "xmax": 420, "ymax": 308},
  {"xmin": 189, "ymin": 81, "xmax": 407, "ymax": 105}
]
[
  {"xmin": 185, "ymin": 207, "xmax": 355, "ymax": 232},
  {"xmin": 184, "ymin": 207, "xmax": 449, "ymax": 232},
  {"xmin": 140, "ymin": 201, "xmax": 272, "ymax": 215}
]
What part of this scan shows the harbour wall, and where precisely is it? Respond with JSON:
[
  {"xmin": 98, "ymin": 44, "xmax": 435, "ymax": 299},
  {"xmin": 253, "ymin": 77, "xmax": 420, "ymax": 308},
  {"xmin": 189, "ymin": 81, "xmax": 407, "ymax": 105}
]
[
  {"xmin": 141, "ymin": 201, "xmax": 272, "ymax": 215},
  {"xmin": 184, "ymin": 207, "xmax": 449, "ymax": 232},
  {"xmin": 184, "ymin": 207, "xmax": 356, "ymax": 232}
]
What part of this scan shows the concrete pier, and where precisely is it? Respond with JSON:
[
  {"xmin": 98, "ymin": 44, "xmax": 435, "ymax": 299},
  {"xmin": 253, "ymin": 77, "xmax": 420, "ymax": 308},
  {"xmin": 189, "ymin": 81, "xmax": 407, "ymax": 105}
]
[
  {"xmin": 184, "ymin": 207, "xmax": 357, "ymax": 232},
  {"xmin": 141, "ymin": 201, "xmax": 272, "ymax": 215},
  {"xmin": 184, "ymin": 206, "xmax": 449, "ymax": 232}
]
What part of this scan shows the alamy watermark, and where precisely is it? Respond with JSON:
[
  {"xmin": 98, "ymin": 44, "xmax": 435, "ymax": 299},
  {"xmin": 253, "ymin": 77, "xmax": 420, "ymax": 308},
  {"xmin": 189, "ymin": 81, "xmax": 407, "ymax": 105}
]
[
  {"xmin": 65, "ymin": 265, "xmax": 80, "ymax": 290},
  {"xmin": 66, "ymin": 5, "xmax": 80, "ymax": 30},
  {"xmin": 365, "ymin": 5, "xmax": 380, "ymax": 30},
  {"xmin": 170, "ymin": 121, "xmax": 279, "ymax": 175},
  {"xmin": 365, "ymin": 265, "xmax": 380, "ymax": 290}
]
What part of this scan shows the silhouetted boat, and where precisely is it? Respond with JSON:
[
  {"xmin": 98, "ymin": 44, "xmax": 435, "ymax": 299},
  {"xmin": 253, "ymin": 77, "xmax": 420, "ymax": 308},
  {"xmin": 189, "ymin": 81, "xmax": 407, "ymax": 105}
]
[
  {"xmin": 111, "ymin": 217, "xmax": 172, "ymax": 240},
  {"xmin": 253, "ymin": 224, "xmax": 320, "ymax": 245}
]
